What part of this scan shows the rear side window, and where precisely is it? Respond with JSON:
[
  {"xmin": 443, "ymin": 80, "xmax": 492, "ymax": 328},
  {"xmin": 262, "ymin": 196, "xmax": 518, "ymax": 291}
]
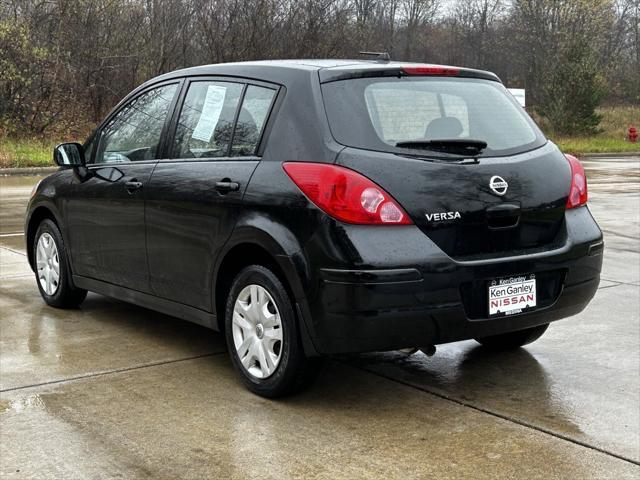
[
  {"xmin": 322, "ymin": 77, "xmax": 545, "ymax": 157},
  {"xmin": 173, "ymin": 81, "xmax": 243, "ymax": 158},
  {"xmin": 95, "ymin": 83, "xmax": 178, "ymax": 163},
  {"xmin": 230, "ymin": 85, "xmax": 276, "ymax": 156}
]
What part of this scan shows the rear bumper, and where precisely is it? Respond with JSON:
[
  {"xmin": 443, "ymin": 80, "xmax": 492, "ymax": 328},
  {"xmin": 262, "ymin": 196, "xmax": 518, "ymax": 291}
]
[
  {"xmin": 306, "ymin": 272, "xmax": 599, "ymax": 354},
  {"xmin": 298, "ymin": 207, "xmax": 603, "ymax": 355}
]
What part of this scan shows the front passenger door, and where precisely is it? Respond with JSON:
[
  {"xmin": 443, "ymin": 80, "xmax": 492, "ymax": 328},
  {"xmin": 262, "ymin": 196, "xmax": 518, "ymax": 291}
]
[{"xmin": 66, "ymin": 82, "xmax": 179, "ymax": 292}]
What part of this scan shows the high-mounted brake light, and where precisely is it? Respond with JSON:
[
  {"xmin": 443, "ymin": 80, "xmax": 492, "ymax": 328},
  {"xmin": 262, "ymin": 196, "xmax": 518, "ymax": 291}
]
[
  {"xmin": 565, "ymin": 154, "xmax": 588, "ymax": 209},
  {"xmin": 402, "ymin": 65, "xmax": 460, "ymax": 76},
  {"xmin": 283, "ymin": 162, "xmax": 412, "ymax": 225}
]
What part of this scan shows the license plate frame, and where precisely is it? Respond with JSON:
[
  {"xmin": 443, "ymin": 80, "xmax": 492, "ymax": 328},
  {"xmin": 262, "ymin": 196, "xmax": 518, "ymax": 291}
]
[{"xmin": 488, "ymin": 274, "xmax": 537, "ymax": 318}]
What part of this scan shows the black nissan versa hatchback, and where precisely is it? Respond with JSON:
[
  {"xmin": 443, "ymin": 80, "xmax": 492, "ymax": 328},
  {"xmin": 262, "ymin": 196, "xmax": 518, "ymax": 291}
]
[{"xmin": 26, "ymin": 60, "xmax": 603, "ymax": 397}]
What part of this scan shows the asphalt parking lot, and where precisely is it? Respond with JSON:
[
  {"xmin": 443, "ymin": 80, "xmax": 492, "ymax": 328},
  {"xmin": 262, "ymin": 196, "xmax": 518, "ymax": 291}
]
[{"xmin": 1, "ymin": 157, "xmax": 639, "ymax": 479}]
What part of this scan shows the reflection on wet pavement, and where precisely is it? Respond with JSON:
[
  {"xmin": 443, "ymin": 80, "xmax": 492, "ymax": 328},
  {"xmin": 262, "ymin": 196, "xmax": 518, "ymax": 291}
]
[
  {"xmin": 583, "ymin": 158, "xmax": 640, "ymax": 255},
  {"xmin": 1, "ymin": 275, "xmax": 225, "ymax": 392},
  {"xmin": 348, "ymin": 283, "xmax": 640, "ymax": 461},
  {"xmin": 2, "ymin": 358, "xmax": 639, "ymax": 479},
  {"xmin": 0, "ymin": 175, "xmax": 43, "ymax": 235},
  {"xmin": 1, "ymin": 158, "xmax": 639, "ymax": 478}
]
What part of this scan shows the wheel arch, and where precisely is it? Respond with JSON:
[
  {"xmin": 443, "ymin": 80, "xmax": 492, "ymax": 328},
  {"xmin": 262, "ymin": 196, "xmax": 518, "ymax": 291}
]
[
  {"xmin": 214, "ymin": 243, "xmax": 287, "ymax": 327},
  {"xmin": 26, "ymin": 204, "xmax": 63, "ymax": 271},
  {"xmin": 212, "ymin": 224, "xmax": 319, "ymax": 355}
]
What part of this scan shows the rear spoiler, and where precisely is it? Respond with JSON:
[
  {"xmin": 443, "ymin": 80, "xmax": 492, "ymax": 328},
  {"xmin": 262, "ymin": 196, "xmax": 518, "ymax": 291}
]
[{"xmin": 318, "ymin": 63, "xmax": 501, "ymax": 84}]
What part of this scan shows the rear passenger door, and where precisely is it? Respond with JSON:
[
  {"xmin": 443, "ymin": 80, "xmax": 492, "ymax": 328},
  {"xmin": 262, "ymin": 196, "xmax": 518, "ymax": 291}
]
[{"xmin": 145, "ymin": 78, "xmax": 278, "ymax": 310}]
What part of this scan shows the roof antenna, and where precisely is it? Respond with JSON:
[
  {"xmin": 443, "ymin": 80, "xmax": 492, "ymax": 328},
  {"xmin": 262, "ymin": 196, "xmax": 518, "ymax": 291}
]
[{"xmin": 359, "ymin": 51, "xmax": 391, "ymax": 62}]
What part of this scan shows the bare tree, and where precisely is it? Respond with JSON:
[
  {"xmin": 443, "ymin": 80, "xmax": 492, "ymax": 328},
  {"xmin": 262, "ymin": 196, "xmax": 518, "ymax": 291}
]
[
  {"xmin": 0, "ymin": 0, "xmax": 637, "ymax": 139},
  {"xmin": 400, "ymin": 0, "xmax": 439, "ymax": 59}
]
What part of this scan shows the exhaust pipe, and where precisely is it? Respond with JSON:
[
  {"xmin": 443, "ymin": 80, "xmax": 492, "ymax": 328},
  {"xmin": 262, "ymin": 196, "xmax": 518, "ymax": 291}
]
[{"xmin": 398, "ymin": 346, "xmax": 437, "ymax": 357}]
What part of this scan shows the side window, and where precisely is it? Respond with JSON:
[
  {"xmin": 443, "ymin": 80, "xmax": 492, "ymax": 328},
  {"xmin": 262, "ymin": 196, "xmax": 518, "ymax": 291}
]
[
  {"xmin": 230, "ymin": 85, "xmax": 277, "ymax": 156},
  {"xmin": 95, "ymin": 84, "xmax": 178, "ymax": 164},
  {"xmin": 83, "ymin": 135, "xmax": 97, "ymax": 164},
  {"xmin": 173, "ymin": 81, "xmax": 243, "ymax": 158}
]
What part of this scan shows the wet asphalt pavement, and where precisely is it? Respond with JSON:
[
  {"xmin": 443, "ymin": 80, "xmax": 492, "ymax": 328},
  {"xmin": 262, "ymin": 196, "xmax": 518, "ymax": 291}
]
[{"xmin": 1, "ymin": 158, "xmax": 639, "ymax": 479}]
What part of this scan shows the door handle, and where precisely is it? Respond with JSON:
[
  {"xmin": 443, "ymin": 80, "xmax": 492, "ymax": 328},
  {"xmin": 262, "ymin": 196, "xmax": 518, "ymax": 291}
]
[
  {"xmin": 125, "ymin": 180, "xmax": 143, "ymax": 194},
  {"xmin": 215, "ymin": 180, "xmax": 240, "ymax": 193}
]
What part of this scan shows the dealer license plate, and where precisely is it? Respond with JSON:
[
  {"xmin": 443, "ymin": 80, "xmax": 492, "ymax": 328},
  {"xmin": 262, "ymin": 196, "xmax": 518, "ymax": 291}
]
[{"xmin": 488, "ymin": 274, "xmax": 537, "ymax": 317}]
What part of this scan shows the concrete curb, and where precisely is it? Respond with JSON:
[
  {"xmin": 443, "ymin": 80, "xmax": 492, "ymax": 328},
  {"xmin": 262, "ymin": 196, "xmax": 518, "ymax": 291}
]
[{"xmin": 0, "ymin": 167, "xmax": 59, "ymax": 176}]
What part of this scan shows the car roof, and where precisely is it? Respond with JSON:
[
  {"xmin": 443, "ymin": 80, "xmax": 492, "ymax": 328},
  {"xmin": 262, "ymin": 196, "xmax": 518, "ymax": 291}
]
[
  {"xmin": 166, "ymin": 59, "xmax": 385, "ymax": 74},
  {"xmin": 147, "ymin": 59, "xmax": 500, "ymax": 87}
]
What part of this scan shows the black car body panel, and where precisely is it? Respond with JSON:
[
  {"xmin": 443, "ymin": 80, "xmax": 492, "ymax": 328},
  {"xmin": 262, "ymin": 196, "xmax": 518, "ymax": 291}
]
[
  {"xmin": 296, "ymin": 207, "xmax": 602, "ymax": 354},
  {"xmin": 26, "ymin": 60, "xmax": 603, "ymax": 357},
  {"xmin": 145, "ymin": 159, "xmax": 260, "ymax": 310},
  {"xmin": 66, "ymin": 162, "xmax": 156, "ymax": 291},
  {"xmin": 335, "ymin": 142, "xmax": 568, "ymax": 258}
]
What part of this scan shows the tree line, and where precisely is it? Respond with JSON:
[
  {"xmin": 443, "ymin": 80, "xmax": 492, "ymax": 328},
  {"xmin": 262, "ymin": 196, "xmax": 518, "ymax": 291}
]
[{"xmin": 1, "ymin": 0, "xmax": 638, "ymax": 139}]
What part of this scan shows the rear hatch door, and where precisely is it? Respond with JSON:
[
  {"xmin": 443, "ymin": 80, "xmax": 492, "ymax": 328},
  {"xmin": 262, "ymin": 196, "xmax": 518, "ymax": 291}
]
[
  {"xmin": 336, "ymin": 144, "xmax": 569, "ymax": 259},
  {"xmin": 321, "ymin": 69, "xmax": 570, "ymax": 258}
]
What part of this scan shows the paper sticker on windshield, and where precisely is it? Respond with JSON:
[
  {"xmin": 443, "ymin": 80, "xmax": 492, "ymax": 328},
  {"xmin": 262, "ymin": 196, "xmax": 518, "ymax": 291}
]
[{"xmin": 191, "ymin": 85, "xmax": 227, "ymax": 142}]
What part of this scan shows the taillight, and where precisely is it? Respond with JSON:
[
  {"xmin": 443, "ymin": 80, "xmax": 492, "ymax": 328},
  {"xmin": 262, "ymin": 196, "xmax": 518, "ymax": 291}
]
[
  {"xmin": 565, "ymin": 154, "xmax": 588, "ymax": 209},
  {"xmin": 282, "ymin": 162, "xmax": 412, "ymax": 225},
  {"xmin": 402, "ymin": 65, "xmax": 460, "ymax": 76}
]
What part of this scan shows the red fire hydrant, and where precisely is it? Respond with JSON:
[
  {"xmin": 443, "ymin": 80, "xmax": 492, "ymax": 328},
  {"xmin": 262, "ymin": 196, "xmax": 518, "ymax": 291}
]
[{"xmin": 629, "ymin": 125, "xmax": 638, "ymax": 143}]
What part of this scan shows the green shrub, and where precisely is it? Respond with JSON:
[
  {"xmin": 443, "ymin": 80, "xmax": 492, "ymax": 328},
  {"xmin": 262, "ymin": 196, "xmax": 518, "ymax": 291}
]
[{"xmin": 537, "ymin": 40, "xmax": 606, "ymax": 136}]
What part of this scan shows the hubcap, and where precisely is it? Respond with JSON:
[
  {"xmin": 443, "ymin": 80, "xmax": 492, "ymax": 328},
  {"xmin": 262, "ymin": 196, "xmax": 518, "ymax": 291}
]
[
  {"xmin": 232, "ymin": 284, "xmax": 283, "ymax": 379},
  {"xmin": 36, "ymin": 232, "xmax": 60, "ymax": 296}
]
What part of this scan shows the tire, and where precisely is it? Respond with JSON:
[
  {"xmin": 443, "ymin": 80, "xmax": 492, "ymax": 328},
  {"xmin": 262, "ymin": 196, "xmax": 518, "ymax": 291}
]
[
  {"xmin": 475, "ymin": 323, "xmax": 549, "ymax": 351},
  {"xmin": 224, "ymin": 265, "xmax": 320, "ymax": 397},
  {"xmin": 33, "ymin": 219, "xmax": 87, "ymax": 308}
]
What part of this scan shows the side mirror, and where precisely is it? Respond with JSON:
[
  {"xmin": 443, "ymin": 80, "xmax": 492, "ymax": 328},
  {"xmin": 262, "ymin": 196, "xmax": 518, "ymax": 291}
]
[{"xmin": 54, "ymin": 142, "xmax": 85, "ymax": 167}]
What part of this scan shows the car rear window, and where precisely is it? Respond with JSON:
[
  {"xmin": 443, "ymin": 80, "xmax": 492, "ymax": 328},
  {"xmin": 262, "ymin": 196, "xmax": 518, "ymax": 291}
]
[{"xmin": 321, "ymin": 77, "xmax": 546, "ymax": 157}]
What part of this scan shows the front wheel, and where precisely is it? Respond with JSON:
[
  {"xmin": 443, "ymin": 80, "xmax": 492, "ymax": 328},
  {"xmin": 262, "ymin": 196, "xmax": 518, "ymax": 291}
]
[
  {"xmin": 475, "ymin": 323, "xmax": 549, "ymax": 351},
  {"xmin": 224, "ymin": 265, "xmax": 320, "ymax": 397},
  {"xmin": 33, "ymin": 219, "xmax": 87, "ymax": 308}
]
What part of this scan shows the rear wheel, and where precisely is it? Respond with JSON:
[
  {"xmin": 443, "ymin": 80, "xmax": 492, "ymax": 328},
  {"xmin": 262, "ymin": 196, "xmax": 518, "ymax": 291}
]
[
  {"xmin": 475, "ymin": 323, "xmax": 549, "ymax": 351},
  {"xmin": 224, "ymin": 265, "xmax": 320, "ymax": 397},
  {"xmin": 34, "ymin": 219, "xmax": 87, "ymax": 308}
]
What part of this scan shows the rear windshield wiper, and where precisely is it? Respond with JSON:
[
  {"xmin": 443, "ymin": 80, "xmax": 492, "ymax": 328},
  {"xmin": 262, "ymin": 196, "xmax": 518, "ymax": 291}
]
[{"xmin": 395, "ymin": 139, "xmax": 488, "ymax": 155}]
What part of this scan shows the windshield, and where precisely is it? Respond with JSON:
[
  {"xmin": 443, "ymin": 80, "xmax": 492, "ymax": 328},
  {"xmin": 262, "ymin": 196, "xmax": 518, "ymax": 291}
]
[{"xmin": 321, "ymin": 77, "xmax": 546, "ymax": 157}]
